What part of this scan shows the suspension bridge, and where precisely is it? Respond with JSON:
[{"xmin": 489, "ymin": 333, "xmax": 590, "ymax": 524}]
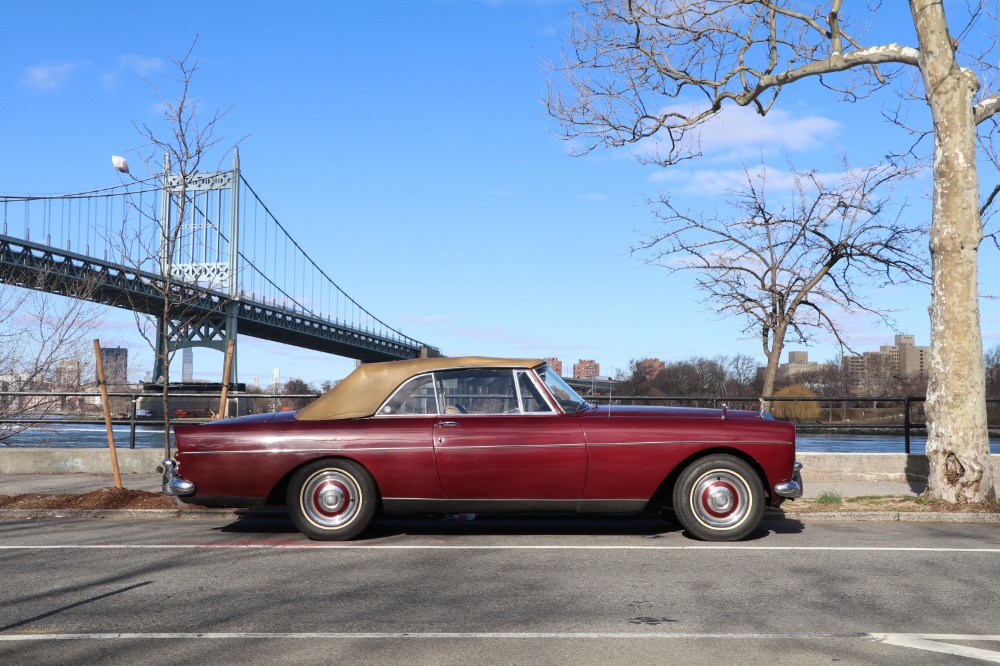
[{"xmin": 0, "ymin": 150, "xmax": 438, "ymax": 383}]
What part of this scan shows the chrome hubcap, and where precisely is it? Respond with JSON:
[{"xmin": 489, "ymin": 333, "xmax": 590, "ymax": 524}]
[
  {"xmin": 319, "ymin": 485, "xmax": 346, "ymax": 512},
  {"xmin": 706, "ymin": 485, "xmax": 735, "ymax": 513},
  {"xmin": 302, "ymin": 470, "xmax": 361, "ymax": 529},
  {"xmin": 691, "ymin": 469, "xmax": 751, "ymax": 529}
]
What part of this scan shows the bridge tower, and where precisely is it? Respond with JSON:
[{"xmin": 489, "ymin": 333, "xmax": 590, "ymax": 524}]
[{"xmin": 152, "ymin": 149, "xmax": 241, "ymax": 388}]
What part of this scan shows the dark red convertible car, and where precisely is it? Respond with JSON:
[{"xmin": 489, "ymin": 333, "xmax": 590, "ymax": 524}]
[{"xmin": 162, "ymin": 356, "xmax": 802, "ymax": 541}]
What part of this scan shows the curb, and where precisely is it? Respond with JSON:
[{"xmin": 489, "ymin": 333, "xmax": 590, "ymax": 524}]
[
  {"xmin": 0, "ymin": 507, "xmax": 284, "ymax": 520},
  {"xmin": 0, "ymin": 508, "xmax": 241, "ymax": 520},
  {"xmin": 764, "ymin": 509, "xmax": 1000, "ymax": 524}
]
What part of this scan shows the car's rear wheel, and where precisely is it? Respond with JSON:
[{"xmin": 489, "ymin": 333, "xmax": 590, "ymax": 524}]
[
  {"xmin": 672, "ymin": 454, "xmax": 764, "ymax": 541},
  {"xmin": 287, "ymin": 459, "xmax": 377, "ymax": 541}
]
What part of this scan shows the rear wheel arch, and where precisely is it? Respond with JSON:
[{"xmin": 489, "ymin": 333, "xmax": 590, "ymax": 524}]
[{"xmin": 267, "ymin": 455, "xmax": 383, "ymax": 509}]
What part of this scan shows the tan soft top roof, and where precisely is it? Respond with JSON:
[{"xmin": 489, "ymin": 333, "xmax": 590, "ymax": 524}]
[{"xmin": 295, "ymin": 356, "xmax": 545, "ymax": 421}]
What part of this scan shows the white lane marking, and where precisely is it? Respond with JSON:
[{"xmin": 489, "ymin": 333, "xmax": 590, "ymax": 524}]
[
  {"xmin": 874, "ymin": 634, "xmax": 1000, "ymax": 663},
  {"xmin": 0, "ymin": 631, "xmax": 859, "ymax": 641},
  {"xmin": 4, "ymin": 631, "xmax": 1000, "ymax": 659},
  {"xmin": 0, "ymin": 544, "xmax": 999, "ymax": 552}
]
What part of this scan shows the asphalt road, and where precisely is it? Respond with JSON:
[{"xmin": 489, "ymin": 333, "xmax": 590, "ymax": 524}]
[{"xmin": 1, "ymin": 513, "xmax": 999, "ymax": 665}]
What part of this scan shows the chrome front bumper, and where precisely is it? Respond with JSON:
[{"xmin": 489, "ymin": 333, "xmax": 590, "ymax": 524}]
[
  {"xmin": 161, "ymin": 459, "xmax": 196, "ymax": 496},
  {"xmin": 774, "ymin": 461, "xmax": 804, "ymax": 499}
]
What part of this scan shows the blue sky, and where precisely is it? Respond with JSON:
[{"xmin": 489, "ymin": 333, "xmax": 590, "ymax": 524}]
[{"xmin": 2, "ymin": 2, "xmax": 996, "ymax": 387}]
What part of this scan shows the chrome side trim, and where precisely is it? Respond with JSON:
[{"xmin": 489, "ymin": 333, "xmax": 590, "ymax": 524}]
[
  {"xmin": 179, "ymin": 439, "xmax": 790, "ymax": 455},
  {"xmin": 587, "ymin": 439, "xmax": 791, "ymax": 448},
  {"xmin": 181, "ymin": 446, "xmax": 436, "ymax": 455},
  {"xmin": 439, "ymin": 443, "xmax": 586, "ymax": 451},
  {"xmin": 161, "ymin": 459, "xmax": 195, "ymax": 496},
  {"xmin": 181, "ymin": 443, "xmax": 587, "ymax": 455}
]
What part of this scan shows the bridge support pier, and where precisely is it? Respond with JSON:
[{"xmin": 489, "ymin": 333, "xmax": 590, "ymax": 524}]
[{"xmin": 152, "ymin": 304, "xmax": 238, "ymax": 386}]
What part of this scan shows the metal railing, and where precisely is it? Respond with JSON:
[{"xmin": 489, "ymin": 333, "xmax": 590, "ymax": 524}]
[
  {"xmin": 0, "ymin": 389, "xmax": 321, "ymax": 449},
  {"xmin": 3, "ymin": 389, "xmax": 999, "ymax": 454},
  {"xmin": 585, "ymin": 395, "xmax": 1000, "ymax": 454}
]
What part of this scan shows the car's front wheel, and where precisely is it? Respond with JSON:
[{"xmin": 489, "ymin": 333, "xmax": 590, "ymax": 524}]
[
  {"xmin": 672, "ymin": 454, "xmax": 764, "ymax": 541},
  {"xmin": 287, "ymin": 459, "xmax": 377, "ymax": 541}
]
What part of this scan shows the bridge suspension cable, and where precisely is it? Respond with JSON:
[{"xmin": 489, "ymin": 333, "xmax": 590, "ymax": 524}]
[{"xmin": 0, "ymin": 164, "xmax": 429, "ymax": 360}]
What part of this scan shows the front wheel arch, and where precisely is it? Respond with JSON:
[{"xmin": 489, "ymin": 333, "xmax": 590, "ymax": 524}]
[{"xmin": 647, "ymin": 448, "xmax": 770, "ymax": 514}]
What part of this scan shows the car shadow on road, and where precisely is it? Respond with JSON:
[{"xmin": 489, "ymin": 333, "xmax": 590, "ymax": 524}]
[{"xmin": 216, "ymin": 511, "xmax": 804, "ymax": 541}]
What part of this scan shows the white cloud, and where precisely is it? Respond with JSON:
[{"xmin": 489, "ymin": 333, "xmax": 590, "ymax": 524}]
[
  {"xmin": 117, "ymin": 54, "xmax": 164, "ymax": 77},
  {"xmin": 648, "ymin": 163, "xmax": 857, "ymax": 197},
  {"xmin": 102, "ymin": 55, "xmax": 165, "ymax": 91},
  {"xmin": 700, "ymin": 106, "xmax": 839, "ymax": 154},
  {"xmin": 636, "ymin": 104, "xmax": 840, "ymax": 164},
  {"xmin": 20, "ymin": 61, "xmax": 82, "ymax": 92}
]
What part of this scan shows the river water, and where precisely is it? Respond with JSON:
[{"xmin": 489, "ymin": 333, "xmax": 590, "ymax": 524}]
[{"xmin": 3, "ymin": 422, "xmax": 1000, "ymax": 454}]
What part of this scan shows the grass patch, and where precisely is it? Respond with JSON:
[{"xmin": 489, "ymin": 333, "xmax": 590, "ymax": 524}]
[{"xmin": 814, "ymin": 491, "xmax": 843, "ymax": 505}]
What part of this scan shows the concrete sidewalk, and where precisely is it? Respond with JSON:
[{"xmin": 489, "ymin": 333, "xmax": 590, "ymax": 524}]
[
  {"xmin": 0, "ymin": 471, "xmax": 936, "ymax": 500},
  {"xmin": 1, "ymin": 472, "xmax": 164, "ymax": 495}
]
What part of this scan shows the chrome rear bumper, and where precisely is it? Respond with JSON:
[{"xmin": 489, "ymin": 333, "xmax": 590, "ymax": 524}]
[
  {"xmin": 774, "ymin": 461, "xmax": 804, "ymax": 499},
  {"xmin": 161, "ymin": 459, "xmax": 196, "ymax": 496}
]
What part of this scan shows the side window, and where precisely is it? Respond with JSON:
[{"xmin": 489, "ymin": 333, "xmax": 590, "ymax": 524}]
[
  {"xmin": 436, "ymin": 369, "xmax": 518, "ymax": 415},
  {"xmin": 379, "ymin": 375, "xmax": 438, "ymax": 416},
  {"xmin": 517, "ymin": 371, "xmax": 553, "ymax": 413}
]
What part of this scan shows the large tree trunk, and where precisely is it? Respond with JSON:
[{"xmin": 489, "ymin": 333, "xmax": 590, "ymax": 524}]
[
  {"xmin": 912, "ymin": 0, "xmax": 996, "ymax": 503},
  {"xmin": 760, "ymin": 323, "xmax": 786, "ymax": 410}
]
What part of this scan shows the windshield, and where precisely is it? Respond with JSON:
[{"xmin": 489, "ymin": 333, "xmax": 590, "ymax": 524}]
[{"xmin": 537, "ymin": 365, "xmax": 589, "ymax": 413}]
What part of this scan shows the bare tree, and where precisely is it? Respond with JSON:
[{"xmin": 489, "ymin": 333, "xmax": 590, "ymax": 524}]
[
  {"xmin": 116, "ymin": 37, "xmax": 237, "ymax": 456},
  {"xmin": 0, "ymin": 271, "xmax": 103, "ymax": 443},
  {"xmin": 725, "ymin": 353, "xmax": 761, "ymax": 397},
  {"xmin": 633, "ymin": 159, "xmax": 926, "ymax": 401},
  {"xmin": 986, "ymin": 343, "xmax": 1000, "ymax": 398},
  {"xmin": 547, "ymin": 1, "xmax": 997, "ymax": 503},
  {"xmin": 854, "ymin": 352, "xmax": 898, "ymax": 399},
  {"xmin": 614, "ymin": 358, "xmax": 656, "ymax": 395}
]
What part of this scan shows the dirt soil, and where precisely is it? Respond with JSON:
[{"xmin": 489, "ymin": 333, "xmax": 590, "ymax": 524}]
[{"xmin": 0, "ymin": 487, "xmax": 208, "ymax": 510}]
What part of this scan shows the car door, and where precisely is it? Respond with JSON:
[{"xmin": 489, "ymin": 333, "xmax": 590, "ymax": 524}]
[{"xmin": 431, "ymin": 368, "xmax": 587, "ymax": 501}]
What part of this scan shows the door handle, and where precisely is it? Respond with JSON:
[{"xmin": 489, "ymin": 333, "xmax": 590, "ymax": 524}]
[{"xmin": 435, "ymin": 421, "xmax": 460, "ymax": 427}]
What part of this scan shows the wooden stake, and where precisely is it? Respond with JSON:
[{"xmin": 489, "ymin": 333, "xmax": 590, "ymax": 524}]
[
  {"xmin": 94, "ymin": 339, "xmax": 122, "ymax": 489},
  {"xmin": 218, "ymin": 339, "xmax": 235, "ymax": 419}
]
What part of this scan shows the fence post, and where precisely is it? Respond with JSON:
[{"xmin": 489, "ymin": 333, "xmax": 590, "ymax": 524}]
[
  {"xmin": 129, "ymin": 394, "xmax": 137, "ymax": 450},
  {"xmin": 93, "ymin": 340, "xmax": 122, "ymax": 489},
  {"xmin": 904, "ymin": 397, "xmax": 911, "ymax": 454}
]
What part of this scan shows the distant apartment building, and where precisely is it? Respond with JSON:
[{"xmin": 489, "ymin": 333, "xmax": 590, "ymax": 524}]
[
  {"xmin": 844, "ymin": 334, "xmax": 930, "ymax": 382},
  {"xmin": 98, "ymin": 347, "xmax": 128, "ymax": 385},
  {"xmin": 544, "ymin": 357, "xmax": 564, "ymax": 376},
  {"xmin": 636, "ymin": 358, "xmax": 665, "ymax": 379},
  {"xmin": 182, "ymin": 347, "xmax": 194, "ymax": 383},
  {"xmin": 886, "ymin": 334, "xmax": 930, "ymax": 377},
  {"xmin": 779, "ymin": 351, "xmax": 821, "ymax": 378},
  {"xmin": 573, "ymin": 359, "xmax": 600, "ymax": 379},
  {"xmin": 55, "ymin": 359, "xmax": 83, "ymax": 387}
]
